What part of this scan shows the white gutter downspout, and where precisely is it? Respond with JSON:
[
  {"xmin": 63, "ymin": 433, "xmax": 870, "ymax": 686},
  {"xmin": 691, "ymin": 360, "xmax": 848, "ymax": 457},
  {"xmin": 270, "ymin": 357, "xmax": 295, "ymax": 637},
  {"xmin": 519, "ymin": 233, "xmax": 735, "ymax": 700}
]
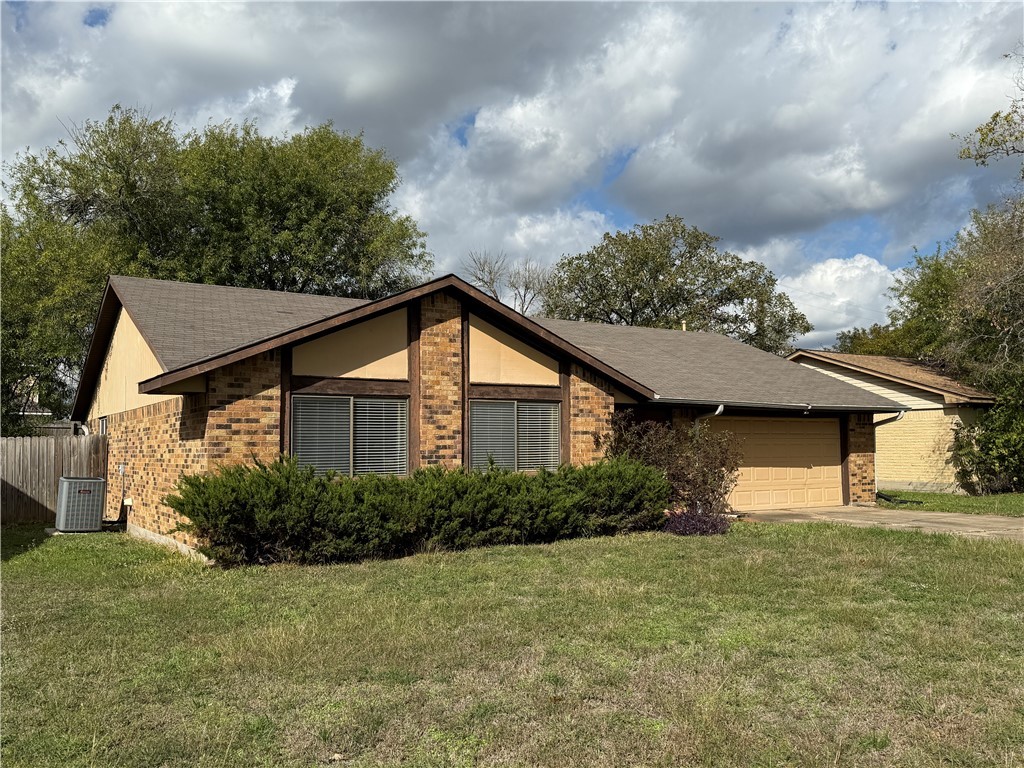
[
  {"xmin": 78, "ymin": 423, "xmax": 90, "ymax": 436},
  {"xmin": 695, "ymin": 404, "xmax": 725, "ymax": 424},
  {"xmin": 875, "ymin": 410, "xmax": 907, "ymax": 427}
]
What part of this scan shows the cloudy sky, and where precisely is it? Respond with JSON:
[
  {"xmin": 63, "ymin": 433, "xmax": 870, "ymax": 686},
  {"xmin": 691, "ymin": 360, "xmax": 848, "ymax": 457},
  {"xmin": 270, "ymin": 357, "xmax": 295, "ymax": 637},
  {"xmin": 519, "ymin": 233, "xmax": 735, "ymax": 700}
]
[{"xmin": 3, "ymin": 1, "xmax": 1021, "ymax": 346}]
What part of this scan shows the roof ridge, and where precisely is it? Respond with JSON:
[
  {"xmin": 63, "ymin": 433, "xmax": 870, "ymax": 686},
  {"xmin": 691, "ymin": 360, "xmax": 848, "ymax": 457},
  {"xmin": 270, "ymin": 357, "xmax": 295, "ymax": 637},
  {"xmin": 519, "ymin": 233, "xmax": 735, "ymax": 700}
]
[{"xmin": 108, "ymin": 274, "xmax": 372, "ymax": 303}]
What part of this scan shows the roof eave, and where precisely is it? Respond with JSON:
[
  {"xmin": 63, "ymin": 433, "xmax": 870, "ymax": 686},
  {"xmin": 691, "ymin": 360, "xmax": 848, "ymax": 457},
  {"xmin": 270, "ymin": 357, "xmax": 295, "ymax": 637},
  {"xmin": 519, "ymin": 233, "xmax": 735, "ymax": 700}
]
[
  {"xmin": 651, "ymin": 397, "xmax": 901, "ymax": 412},
  {"xmin": 70, "ymin": 278, "xmax": 120, "ymax": 422},
  {"xmin": 789, "ymin": 350, "xmax": 992, "ymax": 404}
]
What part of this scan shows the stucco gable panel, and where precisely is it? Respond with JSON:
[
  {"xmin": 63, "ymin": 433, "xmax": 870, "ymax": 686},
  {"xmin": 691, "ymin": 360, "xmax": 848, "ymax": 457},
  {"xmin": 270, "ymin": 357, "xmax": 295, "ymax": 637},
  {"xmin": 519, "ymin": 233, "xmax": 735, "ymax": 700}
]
[{"xmin": 88, "ymin": 309, "xmax": 177, "ymax": 420}]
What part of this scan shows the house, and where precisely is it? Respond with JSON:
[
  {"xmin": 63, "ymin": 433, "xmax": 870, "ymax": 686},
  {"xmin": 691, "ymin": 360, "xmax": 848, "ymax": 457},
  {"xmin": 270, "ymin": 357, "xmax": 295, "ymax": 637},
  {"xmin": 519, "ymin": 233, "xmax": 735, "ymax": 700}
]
[
  {"xmin": 72, "ymin": 274, "xmax": 901, "ymax": 551},
  {"xmin": 788, "ymin": 350, "xmax": 994, "ymax": 492}
]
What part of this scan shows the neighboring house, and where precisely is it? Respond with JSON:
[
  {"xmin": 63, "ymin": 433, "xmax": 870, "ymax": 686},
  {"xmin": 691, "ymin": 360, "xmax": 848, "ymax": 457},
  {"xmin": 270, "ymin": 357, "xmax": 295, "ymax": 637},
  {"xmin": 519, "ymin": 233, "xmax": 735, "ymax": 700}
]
[
  {"xmin": 788, "ymin": 350, "xmax": 995, "ymax": 492},
  {"xmin": 72, "ymin": 274, "xmax": 900, "ymax": 551}
]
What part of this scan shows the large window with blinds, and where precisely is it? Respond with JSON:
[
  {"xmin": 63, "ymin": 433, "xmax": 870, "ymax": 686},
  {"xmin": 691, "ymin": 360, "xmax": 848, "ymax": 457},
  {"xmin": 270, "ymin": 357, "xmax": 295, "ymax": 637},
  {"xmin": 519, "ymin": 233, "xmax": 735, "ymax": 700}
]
[
  {"xmin": 292, "ymin": 395, "xmax": 408, "ymax": 476},
  {"xmin": 469, "ymin": 400, "xmax": 560, "ymax": 472}
]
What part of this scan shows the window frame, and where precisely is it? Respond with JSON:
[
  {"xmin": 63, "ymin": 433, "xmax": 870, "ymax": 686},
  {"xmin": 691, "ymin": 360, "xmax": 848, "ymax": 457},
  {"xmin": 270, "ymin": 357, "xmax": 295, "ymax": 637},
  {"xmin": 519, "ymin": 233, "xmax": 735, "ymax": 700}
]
[
  {"xmin": 468, "ymin": 398, "xmax": 561, "ymax": 472},
  {"xmin": 290, "ymin": 393, "xmax": 409, "ymax": 477}
]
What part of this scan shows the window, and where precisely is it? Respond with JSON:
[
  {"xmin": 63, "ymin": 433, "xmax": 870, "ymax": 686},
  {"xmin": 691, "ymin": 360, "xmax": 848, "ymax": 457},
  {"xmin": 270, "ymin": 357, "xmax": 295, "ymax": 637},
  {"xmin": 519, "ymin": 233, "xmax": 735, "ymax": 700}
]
[
  {"xmin": 98, "ymin": 416, "xmax": 108, "ymax": 436},
  {"xmin": 469, "ymin": 400, "xmax": 560, "ymax": 472},
  {"xmin": 292, "ymin": 395, "xmax": 408, "ymax": 476}
]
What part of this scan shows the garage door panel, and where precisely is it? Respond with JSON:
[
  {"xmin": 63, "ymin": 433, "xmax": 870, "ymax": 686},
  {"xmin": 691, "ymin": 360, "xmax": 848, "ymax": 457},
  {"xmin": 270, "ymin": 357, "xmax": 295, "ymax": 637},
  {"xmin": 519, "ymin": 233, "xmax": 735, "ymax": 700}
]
[{"xmin": 711, "ymin": 417, "xmax": 843, "ymax": 511}]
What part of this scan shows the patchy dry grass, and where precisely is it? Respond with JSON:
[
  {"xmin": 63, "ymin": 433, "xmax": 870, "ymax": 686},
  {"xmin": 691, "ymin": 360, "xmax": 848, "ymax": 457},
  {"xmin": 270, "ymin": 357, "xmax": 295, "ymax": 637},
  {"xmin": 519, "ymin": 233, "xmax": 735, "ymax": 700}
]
[
  {"xmin": 2, "ymin": 523, "xmax": 1022, "ymax": 767},
  {"xmin": 879, "ymin": 489, "xmax": 1024, "ymax": 517}
]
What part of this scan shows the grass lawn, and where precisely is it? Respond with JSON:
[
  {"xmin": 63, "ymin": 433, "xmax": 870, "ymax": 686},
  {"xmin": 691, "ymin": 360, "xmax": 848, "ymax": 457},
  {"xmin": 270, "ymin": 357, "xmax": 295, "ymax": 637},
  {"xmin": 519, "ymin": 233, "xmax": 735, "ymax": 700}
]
[
  {"xmin": 879, "ymin": 489, "xmax": 1024, "ymax": 517},
  {"xmin": 2, "ymin": 524, "xmax": 1022, "ymax": 768}
]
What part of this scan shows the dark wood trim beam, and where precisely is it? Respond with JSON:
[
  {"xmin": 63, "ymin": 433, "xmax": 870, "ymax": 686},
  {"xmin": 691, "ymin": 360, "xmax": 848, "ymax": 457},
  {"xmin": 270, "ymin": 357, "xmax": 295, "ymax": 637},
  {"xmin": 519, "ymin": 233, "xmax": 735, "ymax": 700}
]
[
  {"xmin": 467, "ymin": 384, "xmax": 563, "ymax": 401},
  {"xmin": 461, "ymin": 302, "xmax": 470, "ymax": 467},
  {"xmin": 291, "ymin": 377, "xmax": 411, "ymax": 397},
  {"xmin": 559, "ymin": 362, "xmax": 570, "ymax": 465},
  {"xmin": 280, "ymin": 347, "xmax": 292, "ymax": 455},
  {"xmin": 408, "ymin": 301, "xmax": 421, "ymax": 470}
]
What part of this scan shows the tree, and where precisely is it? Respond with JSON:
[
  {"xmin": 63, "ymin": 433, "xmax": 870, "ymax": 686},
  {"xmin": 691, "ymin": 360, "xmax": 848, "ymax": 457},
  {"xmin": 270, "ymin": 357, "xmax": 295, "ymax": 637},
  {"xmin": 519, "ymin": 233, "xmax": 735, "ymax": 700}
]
[
  {"xmin": 460, "ymin": 250, "xmax": 550, "ymax": 314},
  {"xmin": 1, "ymin": 106, "xmax": 432, "ymax": 433},
  {"xmin": 542, "ymin": 215, "xmax": 811, "ymax": 354},
  {"xmin": 956, "ymin": 52, "xmax": 1024, "ymax": 177},
  {"xmin": 835, "ymin": 246, "xmax": 961, "ymax": 361},
  {"xmin": 461, "ymin": 250, "xmax": 510, "ymax": 300}
]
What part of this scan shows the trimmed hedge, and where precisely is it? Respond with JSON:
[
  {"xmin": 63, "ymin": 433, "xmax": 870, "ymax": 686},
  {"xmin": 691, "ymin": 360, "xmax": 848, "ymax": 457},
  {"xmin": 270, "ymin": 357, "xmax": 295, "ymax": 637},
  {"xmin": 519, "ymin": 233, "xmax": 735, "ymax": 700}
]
[{"xmin": 167, "ymin": 457, "xmax": 671, "ymax": 565}]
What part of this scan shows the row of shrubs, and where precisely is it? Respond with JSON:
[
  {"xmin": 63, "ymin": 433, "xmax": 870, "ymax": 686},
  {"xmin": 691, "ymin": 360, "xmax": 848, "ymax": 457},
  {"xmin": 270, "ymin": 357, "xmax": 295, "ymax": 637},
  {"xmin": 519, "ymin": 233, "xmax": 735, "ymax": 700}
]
[{"xmin": 168, "ymin": 456, "xmax": 673, "ymax": 565}]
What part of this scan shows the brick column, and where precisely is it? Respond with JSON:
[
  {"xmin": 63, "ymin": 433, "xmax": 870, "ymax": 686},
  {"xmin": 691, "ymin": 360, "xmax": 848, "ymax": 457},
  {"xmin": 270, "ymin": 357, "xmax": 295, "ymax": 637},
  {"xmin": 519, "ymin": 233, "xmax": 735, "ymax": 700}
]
[
  {"xmin": 569, "ymin": 364, "xmax": 614, "ymax": 465},
  {"xmin": 419, "ymin": 293, "xmax": 463, "ymax": 467},
  {"xmin": 844, "ymin": 413, "xmax": 876, "ymax": 503}
]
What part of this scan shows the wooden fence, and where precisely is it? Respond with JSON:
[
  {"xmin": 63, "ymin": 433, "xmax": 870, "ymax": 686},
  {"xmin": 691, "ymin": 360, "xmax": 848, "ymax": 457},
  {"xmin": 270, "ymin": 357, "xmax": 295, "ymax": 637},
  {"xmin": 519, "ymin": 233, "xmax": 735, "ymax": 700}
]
[{"xmin": 1, "ymin": 435, "xmax": 108, "ymax": 525}]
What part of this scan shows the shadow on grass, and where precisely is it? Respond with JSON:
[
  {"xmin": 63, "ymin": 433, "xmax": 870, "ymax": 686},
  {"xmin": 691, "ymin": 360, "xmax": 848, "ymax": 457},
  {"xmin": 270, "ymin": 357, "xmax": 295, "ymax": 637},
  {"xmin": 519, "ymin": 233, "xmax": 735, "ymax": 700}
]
[{"xmin": 1, "ymin": 525, "xmax": 50, "ymax": 561}]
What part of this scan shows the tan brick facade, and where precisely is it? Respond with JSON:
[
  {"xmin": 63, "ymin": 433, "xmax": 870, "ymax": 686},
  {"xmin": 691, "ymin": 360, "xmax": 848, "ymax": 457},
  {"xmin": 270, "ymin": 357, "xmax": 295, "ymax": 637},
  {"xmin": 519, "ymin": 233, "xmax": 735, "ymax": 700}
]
[
  {"xmin": 845, "ymin": 412, "xmax": 876, "ymax": 503},
  {"xmin": 875, "ymin": 406, "xmax": 979, "ymax": 492},
  {"xmin": 205, "ymin": 353, "xmax": 282, "ymax": 466},
  {"xmin": 418, "ymin": 292, "xmax": 464, "ymax": 468},
  {"xmin": 569, "ymin": 365, "xmax": 615, "ymax": 464},
  {"xmin": 90, "ymin": 352, "xmax": 281, "ymax": 546}
]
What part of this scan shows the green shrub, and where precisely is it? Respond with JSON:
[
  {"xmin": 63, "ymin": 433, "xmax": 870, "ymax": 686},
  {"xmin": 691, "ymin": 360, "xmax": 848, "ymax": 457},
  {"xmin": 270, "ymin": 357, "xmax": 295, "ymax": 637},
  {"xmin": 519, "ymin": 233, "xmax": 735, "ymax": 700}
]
[
  {"xmin": 166, "ymin": 457, "xmax": 671, "ymax": 565},
  {"xmin": 602, "ymin": 412, "xmax": 742, "ymax": 532},
  {"xmin": 952, "ymin": 381, "xmax": 1024, "ymax": 495}
]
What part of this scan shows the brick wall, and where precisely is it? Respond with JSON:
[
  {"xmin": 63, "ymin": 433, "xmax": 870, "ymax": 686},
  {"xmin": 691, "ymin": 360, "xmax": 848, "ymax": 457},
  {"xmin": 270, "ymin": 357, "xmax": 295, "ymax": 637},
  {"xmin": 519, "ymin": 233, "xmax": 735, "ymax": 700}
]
[
  {"xmin": 205, "ymin": 353, "xmax": 281, "ymax": 466},
  {"xmin": 92, "ymin": 396, "xmax": 208, "ymax": 547},
  {"xmin": 875, "ymin": 406, "xmax": 978, "ymax": 491},
  {"xmin": 91, "ymin": 352, "xmax": 281, "ymax": 546},
  {"xmin": 845, "ymin": 412, "xmax": 876, "ymax": 503},
  {"xmin": 419, "ymin": 293, "xmax": 463, "ymax": 467},
  {"xmin": 569, "ymin": 365, "xmax": 615, "ymax": 465}
]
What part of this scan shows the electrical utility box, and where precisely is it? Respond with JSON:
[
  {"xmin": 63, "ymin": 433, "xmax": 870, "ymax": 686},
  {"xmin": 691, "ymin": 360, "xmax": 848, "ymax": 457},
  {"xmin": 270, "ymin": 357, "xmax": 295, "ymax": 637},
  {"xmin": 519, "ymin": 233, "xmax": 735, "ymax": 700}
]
[{"xmin": 55, "ymin": 477, "xmax": 106, "ymax": 532}]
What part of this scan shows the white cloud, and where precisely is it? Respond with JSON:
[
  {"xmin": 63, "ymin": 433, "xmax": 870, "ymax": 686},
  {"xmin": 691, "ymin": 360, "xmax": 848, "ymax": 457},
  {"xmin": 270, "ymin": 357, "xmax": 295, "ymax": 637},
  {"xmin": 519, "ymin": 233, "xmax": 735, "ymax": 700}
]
[
  {"xmin": 2, "ymin": 1, "xmax": 1020, "ymax": 345},
  {"xmin": 779, "ymin": 254, "xmax": 899, "ymax": 349}
]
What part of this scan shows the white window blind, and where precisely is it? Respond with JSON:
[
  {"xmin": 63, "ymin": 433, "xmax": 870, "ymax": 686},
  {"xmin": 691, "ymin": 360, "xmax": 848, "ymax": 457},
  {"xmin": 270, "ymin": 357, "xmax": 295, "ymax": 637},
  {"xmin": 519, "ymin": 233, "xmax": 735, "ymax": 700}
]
[
  {"xmin": 469, "ymin": 400, "xmax": 517, "ymax": 470},
  {"xmin": 292, "ymin": 395, "xmax": 351, "ymax": 475},
  {"xmin": 353, "ymin": 398, "xmax": 408, "ymax": 475},
  {"xmin": 516, "ymin": 402, "xmax": 560, "ymax": 471}
]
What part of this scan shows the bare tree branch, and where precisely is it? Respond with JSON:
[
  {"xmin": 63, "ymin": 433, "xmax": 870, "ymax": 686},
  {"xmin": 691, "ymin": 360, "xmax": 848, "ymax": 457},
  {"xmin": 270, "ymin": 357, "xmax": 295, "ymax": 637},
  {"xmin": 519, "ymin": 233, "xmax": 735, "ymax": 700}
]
[{"xmin": 461, "ymin": 250, "xmax": 509, "ymax": 300}]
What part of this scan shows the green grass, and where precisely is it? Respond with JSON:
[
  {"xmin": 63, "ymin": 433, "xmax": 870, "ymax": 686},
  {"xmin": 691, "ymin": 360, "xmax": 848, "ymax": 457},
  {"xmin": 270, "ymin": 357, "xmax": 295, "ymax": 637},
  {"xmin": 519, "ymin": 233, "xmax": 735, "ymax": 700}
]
[
  {"xmin": 879, "ymin": 489, "xmax": 1024, "ymax": 517},
  {"xmin": 2, "ymin": 524, "xmax": 1022, "ymax": 768}
]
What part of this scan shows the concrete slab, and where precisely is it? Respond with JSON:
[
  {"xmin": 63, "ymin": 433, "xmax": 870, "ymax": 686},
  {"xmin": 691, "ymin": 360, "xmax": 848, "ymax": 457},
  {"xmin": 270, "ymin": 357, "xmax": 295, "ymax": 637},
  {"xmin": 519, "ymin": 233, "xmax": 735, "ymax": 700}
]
[{"xmin": 742, "ymin": 505, "xmax": 1024, "ymax": 543}]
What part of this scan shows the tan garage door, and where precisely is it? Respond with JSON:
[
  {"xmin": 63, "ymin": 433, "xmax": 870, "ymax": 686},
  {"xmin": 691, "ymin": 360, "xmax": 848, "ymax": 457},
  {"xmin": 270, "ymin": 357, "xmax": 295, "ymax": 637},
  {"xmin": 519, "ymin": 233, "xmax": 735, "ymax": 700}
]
[{"xmin": 711, "ymin": 417, "xmax": 842, "ymax": 511}]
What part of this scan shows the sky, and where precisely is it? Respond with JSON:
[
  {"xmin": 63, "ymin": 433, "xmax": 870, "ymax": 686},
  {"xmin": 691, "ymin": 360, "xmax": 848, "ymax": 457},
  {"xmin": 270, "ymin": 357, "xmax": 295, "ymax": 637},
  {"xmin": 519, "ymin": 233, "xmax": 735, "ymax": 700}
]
[{"xmin": 2, "ymin": 1, "xmax": 1021, "ymax": 348}]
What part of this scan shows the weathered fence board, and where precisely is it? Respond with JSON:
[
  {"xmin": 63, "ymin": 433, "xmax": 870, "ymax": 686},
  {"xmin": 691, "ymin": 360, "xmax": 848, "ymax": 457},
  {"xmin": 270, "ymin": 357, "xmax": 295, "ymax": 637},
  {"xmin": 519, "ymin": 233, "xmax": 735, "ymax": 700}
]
[{"xmin": 1, "ymin": 435, "xmax": 108, "ymax": 525}]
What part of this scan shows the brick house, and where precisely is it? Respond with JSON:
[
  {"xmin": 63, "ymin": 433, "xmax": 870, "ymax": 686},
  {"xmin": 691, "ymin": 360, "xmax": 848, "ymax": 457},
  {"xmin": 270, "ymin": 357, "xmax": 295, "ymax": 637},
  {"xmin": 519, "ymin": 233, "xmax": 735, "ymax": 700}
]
[
  {"xmin": 72, "ymin": 274, "xmax": 900, "ymax": 551},
  {"xmin": 788, "ymin": 350, "xmax": 994, "ymax": 492}
]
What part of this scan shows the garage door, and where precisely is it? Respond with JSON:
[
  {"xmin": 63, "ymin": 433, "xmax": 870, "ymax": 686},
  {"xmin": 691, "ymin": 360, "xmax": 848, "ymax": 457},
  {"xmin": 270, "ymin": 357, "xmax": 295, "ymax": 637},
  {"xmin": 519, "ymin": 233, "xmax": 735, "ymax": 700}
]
[{"xmin": 710, "ymin": 417, "xmax": 842, "ymax": 511}]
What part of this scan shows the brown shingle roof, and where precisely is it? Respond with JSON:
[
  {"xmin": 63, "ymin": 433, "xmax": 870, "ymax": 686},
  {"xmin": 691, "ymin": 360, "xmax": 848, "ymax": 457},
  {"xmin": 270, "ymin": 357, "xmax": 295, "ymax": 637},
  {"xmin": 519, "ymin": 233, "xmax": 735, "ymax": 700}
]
[
  {"xmin": 110, "ymin": 276, "xmax": 367, "ymax": 370},
  {"xmin": 534, "ymin": 318, "xmax": 901, "ymax": 411},
  {"xmin": 77, "ymin": 276, "xmax": 903, "ymax": 415},
  {"xmin": 789, "ymin": 350, "xmax": 994, "ymax": 403}
]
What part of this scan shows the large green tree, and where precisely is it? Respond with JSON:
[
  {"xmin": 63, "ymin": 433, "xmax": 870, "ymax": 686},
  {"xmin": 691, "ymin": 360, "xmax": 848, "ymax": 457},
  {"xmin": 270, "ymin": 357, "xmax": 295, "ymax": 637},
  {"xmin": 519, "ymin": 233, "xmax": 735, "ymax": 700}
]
[
  {"xmin": 1, "ymin": 106, "xmax": 432, "ymax": 434},
  {"xmin": 542, "ymin": 215, "xmax": 811, "ymax": 354}
]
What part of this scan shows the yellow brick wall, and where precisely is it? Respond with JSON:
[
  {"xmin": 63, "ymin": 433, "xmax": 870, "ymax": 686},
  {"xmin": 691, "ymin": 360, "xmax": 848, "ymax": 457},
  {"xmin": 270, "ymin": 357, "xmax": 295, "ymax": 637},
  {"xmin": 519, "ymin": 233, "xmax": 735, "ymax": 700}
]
[{"xmin": 875, "ymin": 406, "xmax": 979, "ymax": 491}]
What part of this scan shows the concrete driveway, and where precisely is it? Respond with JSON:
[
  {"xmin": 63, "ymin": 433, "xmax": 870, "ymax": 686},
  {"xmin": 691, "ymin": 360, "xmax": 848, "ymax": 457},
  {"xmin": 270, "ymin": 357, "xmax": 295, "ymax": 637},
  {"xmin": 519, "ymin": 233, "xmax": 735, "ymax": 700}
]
[{"xmin": 742, "ymin": 505, "xmax": 1024, "ymax": 543}]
